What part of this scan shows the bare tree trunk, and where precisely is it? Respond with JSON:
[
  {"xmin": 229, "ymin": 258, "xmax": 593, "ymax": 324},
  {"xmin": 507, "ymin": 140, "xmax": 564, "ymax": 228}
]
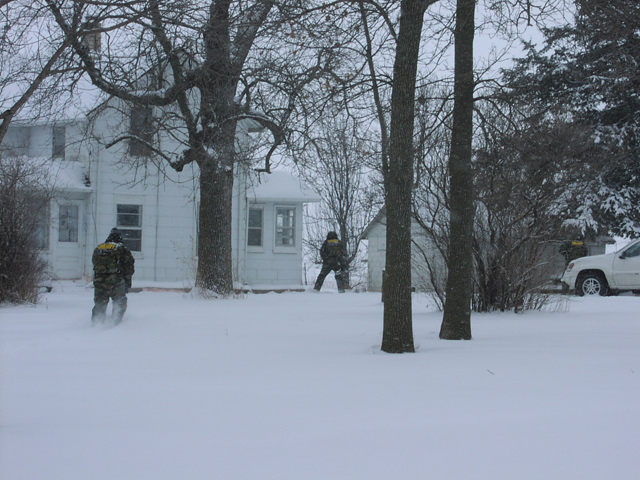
[
  {"xmin": 195, "ymin": 5, "xmax": 240, "ymax": 295},
  {"xmin": 197, "ymin": 162, "xmax": 234, "ymax": 293},
  {"xmin": 382, "ymin": 0, "xmax": 431, "ymax": 353},
  {"xmin": 440, "ymin": 0, "xmax": 476, "ymax": 340}
]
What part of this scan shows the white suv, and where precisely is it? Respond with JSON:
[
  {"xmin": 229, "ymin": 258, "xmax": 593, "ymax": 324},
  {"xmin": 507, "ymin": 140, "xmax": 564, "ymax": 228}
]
[{"xmin": 561, "ymin": 239, "xmax": 640, "ymax": 296}]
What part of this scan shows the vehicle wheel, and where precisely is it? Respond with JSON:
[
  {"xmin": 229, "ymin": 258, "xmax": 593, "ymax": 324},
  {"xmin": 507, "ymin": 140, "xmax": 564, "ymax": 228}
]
[{"xmin": 576, "ymin": 273, "xmax": 609, "ymax": 296}]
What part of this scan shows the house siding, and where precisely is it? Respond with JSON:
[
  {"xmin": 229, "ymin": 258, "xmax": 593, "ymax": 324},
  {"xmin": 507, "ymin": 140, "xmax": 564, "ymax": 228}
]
[
  {"xmin": 4, "ymin": 109, "xmax": 318, "ymax": 287},
  {"xmin": 241, "ymin": 201, "xmax": 304, "ymax": 286}
]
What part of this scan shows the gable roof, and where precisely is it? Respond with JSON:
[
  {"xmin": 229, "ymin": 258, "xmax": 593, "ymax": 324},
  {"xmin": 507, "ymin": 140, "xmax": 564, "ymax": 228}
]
[
  {"xmin": 6, "ymin": 76, "xmax": 105, "ymax": 126},
  {"xmin": 361, "ymin": 207, "xmax": 386, "ymax": 239}
]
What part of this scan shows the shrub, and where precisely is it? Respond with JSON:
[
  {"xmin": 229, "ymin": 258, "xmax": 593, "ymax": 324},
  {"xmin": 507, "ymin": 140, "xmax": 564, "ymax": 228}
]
[{"xmin": 0, "ymin": 156, "xmax": 51, "ymax": 304}]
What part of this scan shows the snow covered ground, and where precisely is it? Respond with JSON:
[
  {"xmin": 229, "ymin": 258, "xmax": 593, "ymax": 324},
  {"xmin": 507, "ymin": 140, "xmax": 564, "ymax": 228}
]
[{"xmin": 1, "ymin": 281, "xmax": 639, "ymax": 480}]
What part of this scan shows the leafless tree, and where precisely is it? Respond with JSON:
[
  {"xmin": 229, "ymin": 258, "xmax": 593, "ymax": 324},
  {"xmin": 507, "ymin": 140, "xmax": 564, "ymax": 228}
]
[
  {"xmin": 298, "ymin": 110, "xmax": 382, "ymax": 289},
  {"xmin": 412, "ymin": 92, "xmax": 597, "ymax": 314},
  {"xmin": 438, "ymin": 0, "xmax": 476, "ymax": 340},
  {"xmin": 438, "ymin": 0, "xmax": 571, "ymax": 338},
  {"xmin": 0, "ymin": 0, "xmax": 99, "ymax": 142},
  {"xmin": 412, "ymin": 86, "xmax": 451, "ymax": 309},
  {"xmin": 0, "ymin": 155, "xmax": 53, "ymax": 304},
  {"xmin": 380, "ymin": 0, "xmax": 445, "ymax": 353},
  {"xmin": 46, "ymin": 0, "xmax": 349, "ymax": 294},
  {"xmin": 472, "ymin": 104, "xmax": 609, "ymax": 311}
]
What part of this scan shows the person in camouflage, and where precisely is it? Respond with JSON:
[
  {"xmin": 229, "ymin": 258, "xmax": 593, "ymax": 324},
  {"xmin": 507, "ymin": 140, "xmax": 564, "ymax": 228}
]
[
  {"xmin": 314, "ymin": 231, "xmax": 347, "ymax": 293},
  {"xmin": 560, "ymin": 236, "xmax": 589, "ymax": 266},
  {"xmin": 92, "ymin": 228, "xmax": 135, "ymax": 325}
]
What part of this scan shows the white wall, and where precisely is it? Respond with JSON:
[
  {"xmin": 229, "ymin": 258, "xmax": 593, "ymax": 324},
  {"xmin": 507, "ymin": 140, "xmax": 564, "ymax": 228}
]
[
  {"xmin": 365, "ymin": 216, "xmax": 443, "ymax": 293},
  {"xmin": 366, "ymin": 222, "xmax": 387, "ymax": 292},
  {"xmin": 4, "ymin": 107, "xmax": 312, "ymax": 287},
  {"xmin": 3, "ymin": 122, "xmax": 93, "ymax": 280},
  {"xmin": 89, "ymin": 110, "xmax": 198, "ymax": 283},
  {"xmin": 244, "ymin": 202, "xmax": 305, "ymax": 287}
]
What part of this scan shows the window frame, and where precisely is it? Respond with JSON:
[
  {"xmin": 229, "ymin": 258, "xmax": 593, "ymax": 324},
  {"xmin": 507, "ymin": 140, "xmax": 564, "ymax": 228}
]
[
  {"xmin": 52, "ymin": 126, "xmax": 65, "ymax": 159},
  {"xmin": 34, "ymin": 202, "xmax": 50, "ymax": 250},
  {"xmin": 116, "ymin": 203, "xmax": 143, "ymax": 251},
  {"xmin": 58, "ymin": 204, "xmax": 79, "ymax": 243},
  {"xmin": 274, "ymin": 206, "xmax": 296, "ymax": 249},
  {"xmin": 247, "ymin": 206, "xmax": 264, "ymax": 248},
  {"xmin": 129, "ymin": 105, "xmax": 154, "ymax": 157}
]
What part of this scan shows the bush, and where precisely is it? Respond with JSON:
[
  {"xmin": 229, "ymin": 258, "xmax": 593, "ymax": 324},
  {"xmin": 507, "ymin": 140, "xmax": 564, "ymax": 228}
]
[{"xmin": 0, "ymin": 156, "xmax": 51, "ymax": 304}]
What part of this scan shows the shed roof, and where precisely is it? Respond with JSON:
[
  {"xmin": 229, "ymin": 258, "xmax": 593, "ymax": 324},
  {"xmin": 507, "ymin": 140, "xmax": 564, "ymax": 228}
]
[{"xmin": 361, "ymin": 207, "xmax": 386, "ymax": 239}]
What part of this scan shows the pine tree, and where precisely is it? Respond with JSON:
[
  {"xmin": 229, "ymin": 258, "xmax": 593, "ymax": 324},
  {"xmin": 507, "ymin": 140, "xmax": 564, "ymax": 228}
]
[{"xmin": 503, "ymin": 0, "xmax": 640, "ymax": 236}]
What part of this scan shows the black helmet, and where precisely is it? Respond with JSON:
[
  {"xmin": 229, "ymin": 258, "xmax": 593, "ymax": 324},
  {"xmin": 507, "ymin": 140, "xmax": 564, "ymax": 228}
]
[
  {"xmin": 106, "ymin": 227, "xmax": 123, "ymax": 243},
  {"xmin": 327, "ymin": 231, "xmax": 338, "ymax": 240}
]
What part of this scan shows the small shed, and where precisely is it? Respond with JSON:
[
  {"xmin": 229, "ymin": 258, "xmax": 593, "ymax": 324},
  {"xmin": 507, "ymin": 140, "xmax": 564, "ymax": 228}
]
[{"xmin": 361, "ymin": 209, "xmax": 444, "ymax": 293}]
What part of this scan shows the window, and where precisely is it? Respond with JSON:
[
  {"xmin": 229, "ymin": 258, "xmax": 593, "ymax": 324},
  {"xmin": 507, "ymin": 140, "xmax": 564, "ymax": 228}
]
[
  {"xmin": 58, "ymin": 204, "xmax": 78, "ymax": 242},
  {"xmin": 129, "ymin": 106, "xmax": 153, "ymax": 156},
  {"xmin": 117, "ymin": 204, "xmax": 142, "ymax": 251},
  {"xmin": 275, "ymin": 207, "xmax": 295, "ymax": 246},
  {"xmin": 82, "ymin": 17, "xmax": 101, "ymax": 53},
  {"xmin": 34, "ymin": 203, "xmax": 50, "ymax": 249},
  {"xmin": 623, "ymin": 242, "xmax": 640, "ymax": 258},
  {"xmin": 248, "ymin": 207, "xmax": 263, "ymax": 247},
  {"xmin": 52, "ymin": 126, "xmax": 65, "ymax": 159}
]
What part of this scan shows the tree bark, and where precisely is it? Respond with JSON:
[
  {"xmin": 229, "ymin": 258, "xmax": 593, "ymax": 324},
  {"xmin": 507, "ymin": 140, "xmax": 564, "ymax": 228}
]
[
  {"xmin": 440, "ymin": 0, "xmax": 476, "ymax": 340},
  {"xmin": 194, "ymin": 1, "xmax": 240, "ymax": 295},
  {"xmin": 197, "ymin": 160, "xmax": 234, "ymax": 293},
  {"xmin": 381, "ymin": 0, "xmax": 429, "ymax": 353}
]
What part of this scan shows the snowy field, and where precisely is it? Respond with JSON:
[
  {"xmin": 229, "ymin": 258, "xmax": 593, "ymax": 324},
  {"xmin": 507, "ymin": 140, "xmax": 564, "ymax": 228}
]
[{"xmin": 1, "ymin": 281, "xmax": 639, "ymax": 480}]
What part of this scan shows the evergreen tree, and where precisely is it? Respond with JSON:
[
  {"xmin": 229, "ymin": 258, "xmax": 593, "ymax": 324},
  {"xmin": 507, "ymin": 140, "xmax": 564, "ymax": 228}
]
[{"xmin": 503, "ymin": 0, "xmax": 640, "ymax": 236}]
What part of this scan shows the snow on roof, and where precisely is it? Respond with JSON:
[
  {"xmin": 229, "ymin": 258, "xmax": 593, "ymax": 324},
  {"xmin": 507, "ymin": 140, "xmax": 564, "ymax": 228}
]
[
  {"xmin": 26, "ymin": 157, "xmax": 91, "ymax": 192},
  {"xmin": 248, "ymin": 170, "xmax": 320, "ymax": 203},
  {"xmin": 361, "ymin": 207, "xmax": 386, "ymax": 239},
  {"xmin": 7, "ymin": 76, "xmax": 105, "ymax": 125},
  {"xmin": 49, "ymin": 161, "xmax": 91, "ymax": 192}
]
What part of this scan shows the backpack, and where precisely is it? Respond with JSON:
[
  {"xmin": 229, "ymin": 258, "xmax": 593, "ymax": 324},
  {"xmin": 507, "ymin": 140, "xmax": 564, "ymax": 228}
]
[
  {"xmin": 325, "ymin": 238, "xmax": 343, "ymax": 258},
  {"xmin": 93, "ymin": 242, "xmax": 123, "ymax": 275}
]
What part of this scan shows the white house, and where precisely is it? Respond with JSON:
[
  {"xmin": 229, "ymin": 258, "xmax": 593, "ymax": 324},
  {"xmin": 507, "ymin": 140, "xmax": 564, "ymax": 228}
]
[{"xmin": 2, "ymin": 104, "xmax": 320, "ymax": 290}]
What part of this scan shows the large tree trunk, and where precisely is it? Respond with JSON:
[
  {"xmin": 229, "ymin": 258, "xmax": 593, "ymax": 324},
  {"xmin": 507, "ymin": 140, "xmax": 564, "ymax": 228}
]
[
  {"xmin": 197, "ymin": 158, "xmax": 234, "ymax": 295},
  {"xmin": 195, "ymin": 2, "xmax": 238, "ymax": 296},
  {"xmin": 381, "ymin": 0, "xmax": 427, "ymax": 354},
  {"xmin": 440, "ymin": 0, "xmax": 476, "ymax": 340}
]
